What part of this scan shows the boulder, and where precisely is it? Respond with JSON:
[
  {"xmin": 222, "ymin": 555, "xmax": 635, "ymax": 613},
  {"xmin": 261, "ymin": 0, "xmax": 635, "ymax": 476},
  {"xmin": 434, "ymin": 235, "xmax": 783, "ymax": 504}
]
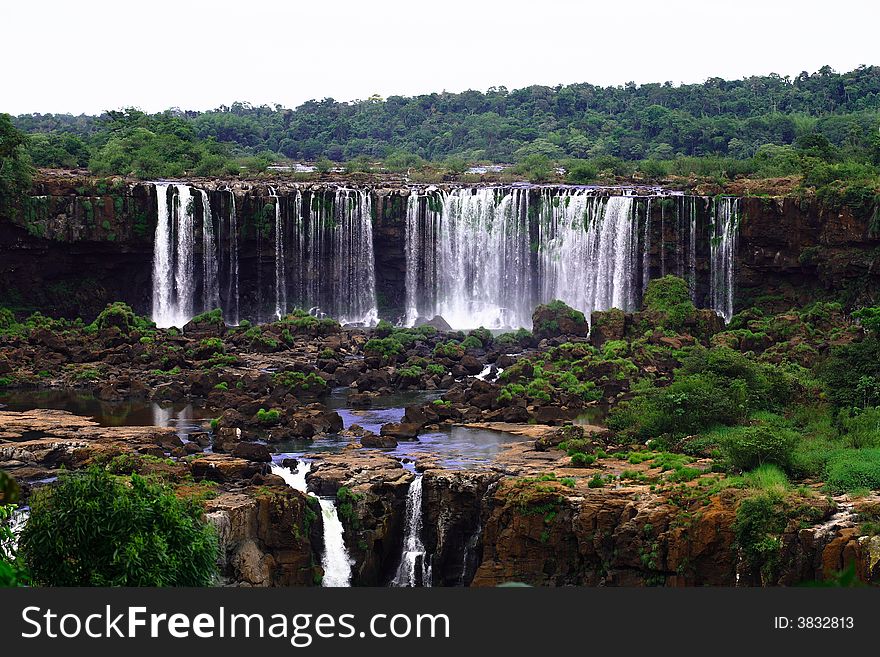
[
  {"xmin": 232, "ymin": 442, "xmax": 272, "ymax": 463},
  {"xmin": 532, "ymin": 301, "xmax": 588, "ymax": 339},
  {"xmin": 416, "ymin": 315, "xmax": 453, "ymax": 331},
  {"xmin": 380, "ymin": 422, "xmax": 421, "ymax": 440},
  {"xmin": 360, "ymin": 432, "xmax": 398, "ymax": 448}
]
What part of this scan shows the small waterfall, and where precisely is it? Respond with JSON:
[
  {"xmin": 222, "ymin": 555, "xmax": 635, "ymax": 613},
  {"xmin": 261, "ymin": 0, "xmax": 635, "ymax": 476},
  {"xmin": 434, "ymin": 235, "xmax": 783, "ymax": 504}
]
[
  {"xmin": 152, "ymin": 183, "xmax": 196, "ymax": 328},
  {"xmin": 269, "ymin": 187, "xmax": 286, "ymax": 320},
  {"xmin": 271, "ymin": 461, "xmax": 352, "ymax": 587},
  {"xmin": 641, "ymin": 197, "xmax": 651, "ymax": 296},
  {"xmin": 199, "ymin": 190, "xmax": 220, "ymax": 312},
  {"xmin": 687, "ymin": 196, "xmax": 698, "ymax": 301},
  {"xmin": 226, "ymin": 190, "xmax": 240, "ymax": 325},
  {"xmin": 710, "ymin": 197, "xmax": 739, "ymax": 323},
  {"xmin": 392, "ymin": 475, "xmax": 431, "ymax": 587},
  {"xmin": 318, "ymin": 499, "xmax": 352, "ymax": 587}
]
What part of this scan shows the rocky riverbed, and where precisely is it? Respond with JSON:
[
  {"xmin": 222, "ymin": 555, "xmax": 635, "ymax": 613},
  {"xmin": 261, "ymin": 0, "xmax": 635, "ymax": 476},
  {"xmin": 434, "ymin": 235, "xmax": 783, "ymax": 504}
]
[{"xmin": 4, "ymin": 297, "xmax": 880, "ymax": 586}]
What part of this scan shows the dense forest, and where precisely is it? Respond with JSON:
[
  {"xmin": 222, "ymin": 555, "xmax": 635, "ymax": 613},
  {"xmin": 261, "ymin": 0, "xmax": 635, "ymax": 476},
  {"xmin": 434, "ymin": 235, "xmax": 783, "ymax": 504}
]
[{"xmin": 2, "ymin": 66, "xmax": 879, "ymax": 198}]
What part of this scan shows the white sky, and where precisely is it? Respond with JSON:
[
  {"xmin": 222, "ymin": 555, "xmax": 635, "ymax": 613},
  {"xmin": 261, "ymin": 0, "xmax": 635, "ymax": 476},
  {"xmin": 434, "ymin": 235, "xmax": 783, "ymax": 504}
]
[{"xmin": 2, "ymin": 0, "xmax": 876, "ymax": 116}]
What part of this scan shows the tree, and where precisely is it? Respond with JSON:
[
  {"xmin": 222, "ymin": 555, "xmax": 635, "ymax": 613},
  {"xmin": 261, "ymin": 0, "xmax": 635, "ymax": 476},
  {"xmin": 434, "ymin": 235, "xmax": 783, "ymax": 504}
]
[
  {"xmin": 0, "ymin": 113, "xmax": 33, "ymax": 201},
  {"xmin": 20, "ymin": 467, "xmax": 218, "ymax": 586}
]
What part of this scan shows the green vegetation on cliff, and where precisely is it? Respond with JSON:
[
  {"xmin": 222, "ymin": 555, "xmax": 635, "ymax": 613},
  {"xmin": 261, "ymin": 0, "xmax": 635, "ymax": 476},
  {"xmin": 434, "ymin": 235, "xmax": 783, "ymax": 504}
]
[{"xmin": 20, "ymin": 467, "xmax": 218, "ymax": 586}]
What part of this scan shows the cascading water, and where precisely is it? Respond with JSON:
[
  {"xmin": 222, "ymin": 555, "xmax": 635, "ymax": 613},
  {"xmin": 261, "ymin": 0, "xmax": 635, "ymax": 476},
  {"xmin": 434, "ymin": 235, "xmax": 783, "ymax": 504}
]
[
  {"xmin": 332, "ymin": 189, "xmax": 378, "ymax": 326},
  {"xmin": 199, "ymin": 190, "xmax": 220, "ymax": 312},
  {"xmin": 392, "ymin": 474, "xmax": 431, "ymax": 587},
  {"xmin": 539, "ymin": 192, "xmax": 640, "ymax": 319},
  {"xmin": 226, "ymin": 190, "xmax": 240, "ymax": 325},
  {"xmin": 269, "ymin": 186, "xmax": 287, "ymax": 319},
  {"xmin": 405, "ymin": 187, "xmax": 531, "ymax": 329},
  {"xmin": 271, "ymin": 460, "xmax": 353, "ymax": 587},
  {"xmin": 152, "ymin": 183, "xmax": 196, "ymax": 328},
  {"xmin": 710, "ymin": 197, "xmax": 739, "ymax": 323}
]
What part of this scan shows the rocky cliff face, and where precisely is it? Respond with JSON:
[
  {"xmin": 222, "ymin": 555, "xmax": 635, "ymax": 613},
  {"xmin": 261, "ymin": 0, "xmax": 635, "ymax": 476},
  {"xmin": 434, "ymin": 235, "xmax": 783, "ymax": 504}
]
[
  {"xmin": 736, "ymin": 196, "xmax": 880, "ymax": 311},
  {"xmin": 3, "ymin": 174, "xmax": 878, "ymax": 323}
]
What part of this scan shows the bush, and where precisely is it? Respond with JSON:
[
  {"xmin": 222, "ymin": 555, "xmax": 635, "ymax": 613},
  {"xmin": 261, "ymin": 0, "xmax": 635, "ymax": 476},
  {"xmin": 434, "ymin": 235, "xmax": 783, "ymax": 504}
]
[
  {"xmin": 722, "ymin": 425, "xmax": 798, "ymax": 472},
  {"xmin": 642, "ymin": 275, "xmax": 695, "ymax": 330},
  {"xmin": 570, "ymin": 452, "xmax": 595, "ymax": 467},
  {"xmin": 256, "ymin": 408, "xmax": 281, "ymax": 425},
  {"xmin": 20, "ymin": 467, "xmax": 217, "ymax": 586},
  {"xmin": 608, "ymin": 372, "xmax": 748, "ymax": 438},
  {"xmin": 824, "ymin": 449, "xmax": 880, "ymax": 493}
]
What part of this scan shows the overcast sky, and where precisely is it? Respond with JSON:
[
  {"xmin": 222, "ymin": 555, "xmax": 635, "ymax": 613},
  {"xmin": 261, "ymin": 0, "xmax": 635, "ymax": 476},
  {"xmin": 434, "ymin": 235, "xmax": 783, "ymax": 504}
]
[{"xmin": 2, "ymin": 0, "xmax": 876, "ymax": 116}]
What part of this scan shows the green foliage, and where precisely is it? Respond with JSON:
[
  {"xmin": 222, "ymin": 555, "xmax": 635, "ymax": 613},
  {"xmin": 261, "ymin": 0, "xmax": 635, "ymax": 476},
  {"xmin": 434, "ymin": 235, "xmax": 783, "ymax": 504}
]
[
  {"xmin": 643, "ymin": 275, "xmax": 696, "ymax": 330},
  {"xmin": 824, "ymin": 449, "xmax": 880, "ymax": 493},
  {"xmin": 91, "ymin": 302, "xmax": 154, "ymax": 334},
  {"xmin": 819, "ymin": 336, "xmax": 880, "ymax": 409},
  {"xmin": 570, "ymin": 452, "xmax": 595, "ymax": 467},
  {"xmin": 256, "ymin": 408, "xmax": 281, "ymax": 425},
  {"xmin": 88, "ymin": 109, "xmax": 236, "ymax": 178},
  {"xmin": 722, "ymin": 425, "xmax": 799, "ymax": 472},
  {"xmin": 11, "ymin": 67, "xmax": 880, "ymax": 184},
  {"xmin": 191, "ymin": 308, "xmax": 225, "ymax": 326},
  {"xmin": 335, "ymin": 486, "xmax": 363, "ymax": 528},
  {"xmin": 273, "ymin": 370, "xmax": 328, "ymax": 394},
  {"xmin": 0, "ymin": 113, "xmax": 33, "ymax": 202},
  {"xmin": 853, "ymin": 306, "xmax": 880, "ymax": 334},
  {"xmin": 733, "ymin": 492, "xmax": 788, "ymax": 582},
  {"xmin": 20, "ymin": 467, "xmax": 217, "ymax": 586}
]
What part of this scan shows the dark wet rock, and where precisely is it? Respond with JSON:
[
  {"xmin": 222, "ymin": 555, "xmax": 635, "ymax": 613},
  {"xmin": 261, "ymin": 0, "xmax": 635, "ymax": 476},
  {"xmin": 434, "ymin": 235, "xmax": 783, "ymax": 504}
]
[
  {"xmin": 380, "ymin": 422, "xmax": 421, "ymax": 440},
  {"xmin": 232, "ymin": 442, "xmax": 272, "ymax": 463},
  {"xmin": 416, "ymin": 315, "xmax": 452, "ymax": 331},
  {"xmin": 360, "ymin": 432, "xmax": 398, "ymax": 448},
  {"xmin": 213, "ymin": 427, "xmax": 242, "ymax": 453}
]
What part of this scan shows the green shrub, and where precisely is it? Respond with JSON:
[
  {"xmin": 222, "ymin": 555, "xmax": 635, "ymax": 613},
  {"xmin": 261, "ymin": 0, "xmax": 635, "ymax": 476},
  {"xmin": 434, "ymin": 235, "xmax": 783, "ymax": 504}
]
[
  {"xmin": 20, "ymin": 467, "xmax": 217, "ymax": 586},
  {"xmin": 256, "ymin": 408, "xmax": 281, "ymax": 425},
  {"xmin": 722, "ymin": 425, "xmax": 799, "ymax": 472},
  {"xmin": 570, "ymin": 452, "xmax": 595, "ymax": 467},
  {"xmin": 824, "ymin": 449, "xmax": 880, "ymax": 493},
  {"xmin": 643, "ymin": 275, "xmax": 695, "ymax": 330}
]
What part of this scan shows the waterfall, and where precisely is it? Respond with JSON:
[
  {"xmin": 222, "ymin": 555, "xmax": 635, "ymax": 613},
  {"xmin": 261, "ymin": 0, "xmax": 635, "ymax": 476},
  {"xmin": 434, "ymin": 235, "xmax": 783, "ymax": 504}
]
[
  {"xmin": 332, "ymin": 189, "xmax": 378, "ymax": 326},
  {"xmin": 269, "ymin": 187, "xmax": 286, "ymax": 319},
  {"xmin": 271, "ymin": 461, "xmax": 353, "ymax": 588},
  {"xmin": 404, "ymin": 190, "xmax": 420, "ymax": 326},
  {"xmin": 318, "ymin": 499, "xmax": 352, "ymax": 587},
  {"xmin": 539, "ymin": 193, "xmax": 640, "ymax": 319},
  {"xmin": 226, "ymin": 190, "xmax": 240, "ymax": 325},
  {"xmin": 199, "ymin": 190, "xmax": 220, "ymax": 312},
  {"xmin": 152, "ymin": 184, "xmax": 173, "ymax": 325},
  {"xmin": 405, "ymin": 187, "xmax": 531, "ymax": 329},
  {"xmin": 688, "ymin": 196, "xmax": 697, "ymax": 301},
  {"xmin": 152, "ymin": 183, "xmax": 196, "ymax": 328},
  {"xmin": 392, "ymin": 475, "xmax": 431, "ymax": 587},
  {"xmin": 710, "ymin": 197, "xmax": 739, "ymax": 323}
]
